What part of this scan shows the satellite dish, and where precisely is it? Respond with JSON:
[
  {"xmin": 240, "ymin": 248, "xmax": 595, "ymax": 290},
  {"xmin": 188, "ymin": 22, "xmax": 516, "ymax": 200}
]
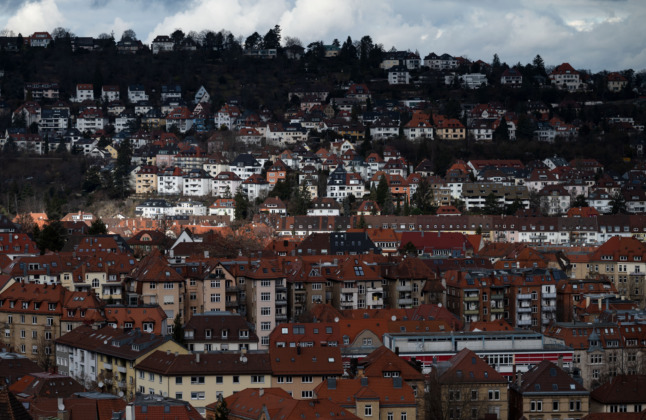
[
  {"xmin": 438, "ymin": 303, "xmax": 442, "ymax": 308},
  {"xmin": 58, "ymin": 402, "xmax": 65, "ymax": 411},
  {"xmin": 334, "ymin": 317, "xmax": 339, "ymax": 323},
  {"xmin": 118, "ymin": 391, "xmax": 124, "ymax": 397},
  {"xmin": 98, "ymin": 381, "xmax": 104, "ymax": 388},
  {"xmin": 241, "ymin": 356, "xmax": 248, "ymax": 363},
  {"xmin": 391, "ymin": 315, "xmax": 397, "ymax": 321}
]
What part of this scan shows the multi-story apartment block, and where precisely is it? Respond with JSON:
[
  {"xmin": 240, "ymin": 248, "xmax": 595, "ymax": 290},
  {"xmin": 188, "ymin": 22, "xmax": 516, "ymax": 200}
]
[
  {"xmin": 239, "ymin": 259, "xmax": 287, "ymax": 348},
  {"xmin": 329, "ymin": 258, "xmax": 384, "ymax": 311},
  {"xmin": 157, "ymin": 166, "xmax": 185, "ymax": 195},
  {"xmin": 327, "ymin": 165, "xmax": 366, "ymax": 202},
  {"xmin": 182, "ymin": 169, "xmax": 212, "ymax": 196},
  {"xmin": 74, "ymin": 84, "xmax": 94, "ymax": 102},
  {"xmin": 101, "ymin": 85, "xmax": 120, "ymax": 102},
  {"xmin": 135, "ymin": 350, "xmax": 270, "ymax": 416},
  {"xmin": 135, "ymin": 165, "xmax": 159, "ymax": 194},
  {"xmin": 24, "ymin": 82, "xmax": 60, "ymax": 100},
  {"xmin": 586, "ymin": 236, "xmax": 646, "ymax": 305},
  {"xmin": 55, "ymin": 325, "xmax": 187, "ymax": 398},
  {"xmin": 128, "ymin": 252, "xmax": 185, "ymax": 324}
]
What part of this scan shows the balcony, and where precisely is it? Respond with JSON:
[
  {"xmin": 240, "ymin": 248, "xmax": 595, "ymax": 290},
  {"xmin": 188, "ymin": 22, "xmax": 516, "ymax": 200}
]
[
  {"xmin": 517, "ymin": 293, "xmax": 532, "ymax": 300},
  {"xmin": 464, "ymin": 295, "xmax": 479, "ymax": 302},
  {"xmin": 118, "ymin": 381, "xmax": 126, "ymax": 389},
  {"xmin": 491, "ymin": 293, "xmax": 504, "ymax": 299},
  {"xmin": 225, "ymin": 300, "xmax": 238, "ymax": 308},
  {"xmin": 276, "ymin": 297, "xmax": 287, "ymax": 305},
  {"xmin": 517, "ymin": 319, "xmax": 531, "ymax": 326},
  {"xmin": 517, "ymin": 306, "xmax": 531, "ymax": 313},
  {"xmin": 117, "ymin": 366, "xmax": 127, "ymax": 374},
  {"xmin": 276, "ymin": 284, "xmax": 287, "ymax": 292},
  {"xmin": 491, "ymin": 307, "xmax": 504, "ymax": 313},
  {"xmin": 542, "ymin": 317, "xmax": 554, "ymax": 324},
  {"xmin": 226, "ymin": 286, "xmax": 239, "ymax": 293},
  {"xmin": 542, "ymin": 292, "xmax": 557, "ymax": 299},
  {"xmin": 464, "ymin": 309, "xmax": 479, "ymax": 315},
  {"xmin": 542, "ymin": 305, "xmax": 557, "ymax": 312},
  {"xmin": 396, "ymin": 285, "xmax": 412, "ymax": 292},
  {"xmin": 341, "ymin": 287, "xmax": 358, "ymax": 294},
  {"xmin": 103, "ymin": 363, "xmax": 113, "ymax": 370},
  {"xmin": 398, "ymin": 298, "xmax": 413, "ymax": 305}
]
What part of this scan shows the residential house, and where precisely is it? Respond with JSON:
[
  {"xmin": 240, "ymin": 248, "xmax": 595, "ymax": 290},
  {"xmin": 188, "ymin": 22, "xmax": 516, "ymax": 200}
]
[
  {"xmin": 509, "ymin": 360, "xmax": 589, "ymax": 420},
  {"xmin": 315, "ymin": 377, "xmax": 417, "ymax": 420},
  {"xmin": 208, "ymin": 198, "xmax": 236, "ymax": 220},
  {"xmin": 135, "ymin": 165, "xmax": 159, "ymax": 194},
  {"xmin": 429, "ymin": 348, "xmax": 509, "ymax": 420},
  {"xmin": 501, "ymin": 68, "xmax": 523, "ymax": 86},
  {"xmin": 550, "ymin": 63, "xmax": 582, "ymax": 91},
  {"xmin": 589, "ymin": 375, "xmax": 646, "ymax": 413},
  {"xmin": 127, "ymin": 84, "xmax": 149, "ymax": 103}
]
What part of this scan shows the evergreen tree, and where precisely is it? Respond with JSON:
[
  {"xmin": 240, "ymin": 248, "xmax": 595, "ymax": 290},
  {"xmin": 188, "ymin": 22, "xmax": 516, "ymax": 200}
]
[
  {"xmin": 483, "ymin": 193, "xmax": 502, "ymax": 215},
  {"xmin": 493, "ymin": 117, "xmax": 510, "ymax": 142},
  {"xmin": 88, "ymin": 218, "xmax": 108, "ymax": 235},
  {"xmin": 37, "ymin": 220, "xmax": 67, "ymax": 254},
  {"xmin": 214, "ymin": 395, "xmax": 230, "ymax": 420},
  {"xmin": 172, "ymin": 314, "xmax": 185, "ymax": 346},
  {"xmin": 570, "ymin": 195, "xmax": 588, "ymax": 208},
  {"xmin": 234, "ymin": 188, "xmax": 250, "ymax": 220},
  {"xmin": 376, "ymin": 176, "xmax": 389, "ymax": 207},
  {"xmin": 610, "ymin": 192, "xmax": 627, "ymax": 214},
  {"xmin": 412, "ymin": 178, "xmax": 434, "ymax": 213},
  {"xmin": 111, "ymin": 140, "xmax": 133, "ymax": 199},
  {"xmin": 288, "ymin": 185, "xmax": 312, "ymax": 216}
]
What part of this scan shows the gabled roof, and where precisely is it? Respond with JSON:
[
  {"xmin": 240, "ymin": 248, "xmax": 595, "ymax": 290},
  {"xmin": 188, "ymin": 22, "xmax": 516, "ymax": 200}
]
[
  {"xmin": 315, "ymin": 377, "xmax": 416, "ymax": 407},
  {"xmin": 514, "ymin": 360, "xmax": 588, "ymax": 394},
  {"xmin": 590, "ymin": 375, "xmax": 646, "ymax": 404},
  {"xmin": 361, "ymin": 346, "xmax": 424, "ymax": 381},
  {"xmin": 438, "ymin": 348, "xmax": 506, "ymax": 384}
]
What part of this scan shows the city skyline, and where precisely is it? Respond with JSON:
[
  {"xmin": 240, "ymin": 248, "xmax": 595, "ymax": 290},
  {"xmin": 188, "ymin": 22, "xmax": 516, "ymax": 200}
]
[{"xmin": 1, "ymin": 0, "xmax": 645, "ymax": 72}]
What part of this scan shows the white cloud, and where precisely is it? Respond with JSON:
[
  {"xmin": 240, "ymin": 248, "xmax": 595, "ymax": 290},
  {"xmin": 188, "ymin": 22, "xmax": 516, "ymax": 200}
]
[{"xmin": 5, "ymin": 0, "xmax": 64, "ymax": 34}]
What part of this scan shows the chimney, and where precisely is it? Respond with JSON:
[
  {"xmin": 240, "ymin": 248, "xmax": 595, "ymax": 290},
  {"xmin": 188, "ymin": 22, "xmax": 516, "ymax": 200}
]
[
  {"xmin": 196, "ymin": 352, "xmax": 200, "ymax": 363},
  {"xmin": 259, "ymin": 388, "xmax": 264, "ymax": 396},
  {"xmin": 516, "ymin": 371, "xmax": 522, "ymax": 388},
  {"xmin": 204, "ymin": 250, "xmax": 209, "ymax": 258},
  {"xmin": 558, "ymin": 355, "xmax": 563, "ymax": 369},
  {"xmin": 57, "ymin": 398, "xmax": 70, "ymax": 420}
]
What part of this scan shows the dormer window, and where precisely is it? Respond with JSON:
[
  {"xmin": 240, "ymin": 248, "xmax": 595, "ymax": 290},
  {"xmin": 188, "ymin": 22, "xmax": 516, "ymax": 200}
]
[
  {"xmin": 205, "ymin": 329, "xmax": 212, "ymax": 339},
  {"xmin": 222, "ymin": 329, "xmax": 228, "ymax": 339}
]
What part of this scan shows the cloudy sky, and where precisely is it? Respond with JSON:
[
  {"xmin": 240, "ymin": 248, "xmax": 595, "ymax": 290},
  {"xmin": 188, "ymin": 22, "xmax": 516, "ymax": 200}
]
[{"xmin": 1, "ymin": 0, "xmax": 644, "ymax": 72}]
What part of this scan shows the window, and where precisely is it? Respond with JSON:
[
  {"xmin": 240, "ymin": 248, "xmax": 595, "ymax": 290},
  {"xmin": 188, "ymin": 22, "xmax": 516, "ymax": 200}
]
[
  {"xmin": 149, "ymin": 373, "xmax": 155, "ymax": 381},
  {"xmin": 175, "ymin": 377, "xmax": 182, "ymax": 384},
  {"xmin": 261, "ymin": 336, "xmax": 269, "ymax": 346},
  {"xmin": 32, "ymin": 330, "xmax": 37, "ymax": 339},
  {"xmin": 251, "ymin": 375, "xmax": 265, "ymax": 383},
  {"xmin": 32, "ymin": 316, "xmax": 37, "ymax": 324},
  {"xmin": 211, "ymin": 293, "xmax": 220, "ymax": 303},
  {"xmin": 261, "ymin": 280, "xmax": 271, "ymax": 287},
  {"xmin": 233, "ymin": 376, "xmax": 240, "ymax": 384},
  {"xmin": 553, "ymin": 401, "xmax": 559, "ymax": 411},
  {"xmin": 175, "ymin": 393, "xmax": 183, "ymax": 400},
  {"xmin": 363, "ymin": 338, "xmax": 373, "ymax": 346},
  {"xmin": 302, "ymin": 376, "xmax": 313, "ymax": 383},
  {"xmin": 20, "ymin": 330, "xmax": 25, "ymax": 338},
  {"xmin": 216, "ymin": 376, "xmax": 223, "ymax": 384},
  {"xmin": 471, "ymin": 390, "xmax": 478, "ymax": 400},
  {"xmin": 139, "ymin": 371, "xmax": 145, "ymax": 379},
  {"xmin": 301, "ymin": 390, "xmax": 313, "ymax": 399},
  {"xmin": 365, "ymin": 405, "xmax": 373, "ymax": 417},
  {"xmin": 261, "ymin": 322, "xmax": 271, "ymax": 331},
  {"xmin": 388, "ymin": 413, "xmax": 393, "ymax": 420},
  {"xmin": 190, "ymin": 292, "xmax": 196, "ymax": 300},
  {"xmin": 400, "ymin": 413, "xmax": 407, "ymax": 420},
  {"xmin": 164, "ymin": 282, "xmax": 174, "ymax": 289},
  {"xmin": 45, "ymin": 331, "xmax": 52, "ymax": 341},
  {"xmin": 191, "ymin": 392, "xmax": 205, "ymax": 400},
  {"xmin": 530, "ymin": 400, "xmax": 543, "ymax": 412},
  {"xmin": 488, "ymin": 390, "xmax": 500, "ymax": 400},
  {"xmin": 570, "ymin": 400, "xmax": 581, "ymax": 411},
  {"xmin": 261, "ymin": 307, "xmax": 271, "ymax": 316},
  {"xmin": 211, "ymin": 280, "xmax": 220, "ymax": 288},
  {"xmin": 261, "ymin": 292, "xmax": 271, "ymax": 301},
  {"xmin": 191, "ymin": 376, "xmax": 205, "ymax": 384}
]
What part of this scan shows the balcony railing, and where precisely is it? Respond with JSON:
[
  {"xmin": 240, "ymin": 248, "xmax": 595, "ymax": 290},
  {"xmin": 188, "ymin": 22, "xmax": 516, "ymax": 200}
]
[
  {"xmin": 517, "ymin": 319, "xmax": 532, "ymax": 326},
  {"xmin": 517, "ymin": 293, "xmax": 532, "ymax": 300},
  {"xmin": 396, "ymin": 285, "xmax": 412, "ymax": 292},
  {"xmin": 464, "ymin": 295, "xmax": 479, "ymax": 302},
  {"xmin": 542, "ymin": 292, "xmax": 557, "ymax": 299},
  {"xmin": 464, "ymin": 309, "xmax": 479, "ymax": 315},
  {"xmin": 517, "ymin": 306, "xmax": 531, "ymax": 313}
]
